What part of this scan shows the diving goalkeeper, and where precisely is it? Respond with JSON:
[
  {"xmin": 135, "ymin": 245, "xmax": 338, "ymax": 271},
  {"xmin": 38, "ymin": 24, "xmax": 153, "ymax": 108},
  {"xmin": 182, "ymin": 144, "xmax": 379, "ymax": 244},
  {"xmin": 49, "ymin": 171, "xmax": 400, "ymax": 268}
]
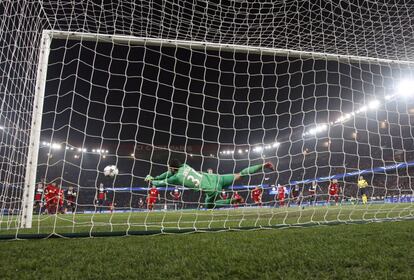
[{"xmin": 145, "ymin": 159, "xmax": 274, "ymax": 209}]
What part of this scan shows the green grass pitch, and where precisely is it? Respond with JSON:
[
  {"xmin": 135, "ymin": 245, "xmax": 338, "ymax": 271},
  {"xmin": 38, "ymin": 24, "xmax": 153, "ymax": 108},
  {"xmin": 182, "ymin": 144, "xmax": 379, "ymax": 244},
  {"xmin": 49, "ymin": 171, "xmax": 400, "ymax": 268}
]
[
  {"xmin": 0, "ymin": 203, "xmax": 413, "ymax": 279},
  {"xmin": 1, "ymin": 203, "xmax": 413, "ymax": 237},
  {"xmin": 0, "ymin": 220, "xmax": 413, "ymax": 279}
]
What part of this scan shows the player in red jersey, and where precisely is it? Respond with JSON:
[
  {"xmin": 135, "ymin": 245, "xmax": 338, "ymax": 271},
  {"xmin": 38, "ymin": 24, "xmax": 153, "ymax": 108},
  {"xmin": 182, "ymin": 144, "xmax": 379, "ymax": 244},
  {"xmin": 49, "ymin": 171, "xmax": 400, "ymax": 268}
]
[
  {"xmin": 65, "ymin": 186, "xmax": 77, "ymax": 213},
  {"xmin": 327, "ymin": 179, "xmax": 340, "ymax": 205},
  {"xmin": 44, "ymin": 182, "xmax": 59, "ymax": 214},
  {"xmin": 275, "ymin": 184, "xmax": 286, "ymax": 207},
  {"xmin": 57, "ymin": 188, "xmax": 65, "ymax": 214},
  {"xmin": 335, "ymin": 181, "xmax": 341, "ymax": 203},
  {"xmin": 33, "ymin": 180, "xmax": 45, "ymax": 214},
  {"xmin": 231, "ymin": 191, "xmax": 244, "ymax": 208},
  {"xmin": 220, "ymin": 190, "xmax": 228, "ymax": 200},
  {"xmin": 169, "ymin": 188, "xmax": 181, "ymax": 210},
  {"xmin": 251, "ymin": 186, "xmax": 263, "ymax": 207},
  {"xmin": 96, "ymin": 183, "xmax": 107, "ymax": 213},
  {"xmin": 147, "ymin": 185, "xmax": 160, "ymax": 211}
]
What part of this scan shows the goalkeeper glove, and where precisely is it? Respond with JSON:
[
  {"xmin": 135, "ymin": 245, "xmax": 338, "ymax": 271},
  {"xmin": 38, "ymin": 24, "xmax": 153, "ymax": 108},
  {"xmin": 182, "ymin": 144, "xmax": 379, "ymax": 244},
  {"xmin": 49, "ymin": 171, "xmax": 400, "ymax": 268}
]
[{"xmin": 145, "ymin": 175, "xmax": 154, "ymax": 182}]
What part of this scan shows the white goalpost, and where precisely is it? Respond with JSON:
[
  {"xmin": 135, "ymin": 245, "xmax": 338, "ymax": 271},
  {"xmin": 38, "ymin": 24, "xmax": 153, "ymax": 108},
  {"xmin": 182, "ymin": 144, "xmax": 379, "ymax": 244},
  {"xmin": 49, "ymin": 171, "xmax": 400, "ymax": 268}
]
[
  {"xmin": 43, "ymin": 30, "xmax": 414, "ymax": 66},
  {"xmin": 1, "ymin": 1, "xmax": 414, "ymax": 239},
  {"xmin": 20, "ymin": 31, "xmax": 51, "ymax": 229}
]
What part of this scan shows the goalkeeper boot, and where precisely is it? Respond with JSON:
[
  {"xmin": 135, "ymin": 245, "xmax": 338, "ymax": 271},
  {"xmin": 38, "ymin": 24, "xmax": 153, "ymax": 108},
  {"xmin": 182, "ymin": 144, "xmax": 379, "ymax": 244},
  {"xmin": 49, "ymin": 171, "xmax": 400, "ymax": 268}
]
[{"xmin": 264, "ymin": 162, "xmax": 275, "ymax": 171}]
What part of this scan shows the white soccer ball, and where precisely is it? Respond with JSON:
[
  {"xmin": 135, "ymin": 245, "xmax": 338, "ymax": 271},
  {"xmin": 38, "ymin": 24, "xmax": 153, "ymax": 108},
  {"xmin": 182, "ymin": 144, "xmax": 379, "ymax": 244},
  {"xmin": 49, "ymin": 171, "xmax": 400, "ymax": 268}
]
[{"xmin": 104, "ymin": 165, "xmax": 119, "ymax": 177}]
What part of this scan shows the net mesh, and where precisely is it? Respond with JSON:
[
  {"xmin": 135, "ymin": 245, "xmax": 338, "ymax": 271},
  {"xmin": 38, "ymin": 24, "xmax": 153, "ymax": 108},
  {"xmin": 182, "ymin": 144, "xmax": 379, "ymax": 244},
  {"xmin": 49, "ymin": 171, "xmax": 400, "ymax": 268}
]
[{"xmin": 1, "ymin": 0, "xmax": 414, "ymax": 238}]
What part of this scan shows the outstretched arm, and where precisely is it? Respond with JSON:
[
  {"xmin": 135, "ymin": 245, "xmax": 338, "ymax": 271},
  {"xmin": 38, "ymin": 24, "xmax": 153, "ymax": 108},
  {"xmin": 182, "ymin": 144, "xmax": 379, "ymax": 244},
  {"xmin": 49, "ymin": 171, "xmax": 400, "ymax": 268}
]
[
  {"xmin": 152, "ymin": 174, "xmax": 178, "ymax": 187},
  {"xmin": 145, "ymin": 171, "xmax": 174, "ymax": 184},
  {"xmin": 145, "ymin": 171, "xmax": 173, "ymax": 182},
  {"xmin": 154, "ymin": 171, "xmax": 173, "ymax": 180},
  {"xmin": 151, "ymin": 180, "xmax": 167, "ymax": 187}
]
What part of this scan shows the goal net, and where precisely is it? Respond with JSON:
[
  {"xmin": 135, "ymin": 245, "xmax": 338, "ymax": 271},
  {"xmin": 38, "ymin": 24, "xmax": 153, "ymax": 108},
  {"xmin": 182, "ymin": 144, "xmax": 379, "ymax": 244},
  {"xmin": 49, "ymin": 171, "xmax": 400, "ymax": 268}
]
[{"xmin": 1, "ymin": 1, "xmax": 414, "ymax": 239}]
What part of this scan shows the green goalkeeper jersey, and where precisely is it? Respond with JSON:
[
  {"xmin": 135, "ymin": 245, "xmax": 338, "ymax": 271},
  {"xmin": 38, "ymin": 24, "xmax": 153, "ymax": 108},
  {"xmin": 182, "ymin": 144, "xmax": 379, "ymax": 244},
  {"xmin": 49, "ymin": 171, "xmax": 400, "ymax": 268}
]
[
  {"xmin": 151, "ymin": 164, "xmax": 222, "ymax": 193},
  {"xmin": 150, "ymin": 162, "xmax": 267, "ymax": 209}
]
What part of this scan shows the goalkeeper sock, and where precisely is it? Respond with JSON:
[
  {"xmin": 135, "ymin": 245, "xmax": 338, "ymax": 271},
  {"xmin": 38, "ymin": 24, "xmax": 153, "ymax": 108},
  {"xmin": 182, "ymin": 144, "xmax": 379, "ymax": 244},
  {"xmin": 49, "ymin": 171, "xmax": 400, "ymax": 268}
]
[{"xmin": 240, "ymin": 164, "xmax": 263, "ymax": 176}]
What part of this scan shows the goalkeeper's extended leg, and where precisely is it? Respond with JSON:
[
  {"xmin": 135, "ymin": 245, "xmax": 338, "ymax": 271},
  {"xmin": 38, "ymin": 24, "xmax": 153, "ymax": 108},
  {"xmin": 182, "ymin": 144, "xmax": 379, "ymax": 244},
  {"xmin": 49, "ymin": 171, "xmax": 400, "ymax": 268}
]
[
  {"xmin": 203, "ymin": 162, "xmax": 274, "ymax": 209},
  {"xmin": 223, "ymin": 162, "xmax": 274, "ymax": 183},
  {"xmin": 213, "ymin": 162, "xmax": 274, "ymax": 197},
  {"xmin": 239, "ymin": 162, "xmax": 274, "ymax": 176}
]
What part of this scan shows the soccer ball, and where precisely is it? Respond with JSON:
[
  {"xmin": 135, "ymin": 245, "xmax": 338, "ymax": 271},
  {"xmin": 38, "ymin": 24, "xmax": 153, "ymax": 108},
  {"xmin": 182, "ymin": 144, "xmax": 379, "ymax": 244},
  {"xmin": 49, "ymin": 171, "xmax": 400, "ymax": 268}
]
[{"xmin": 104, "ymin": 165, "xmax": 119, "ymax": 177}]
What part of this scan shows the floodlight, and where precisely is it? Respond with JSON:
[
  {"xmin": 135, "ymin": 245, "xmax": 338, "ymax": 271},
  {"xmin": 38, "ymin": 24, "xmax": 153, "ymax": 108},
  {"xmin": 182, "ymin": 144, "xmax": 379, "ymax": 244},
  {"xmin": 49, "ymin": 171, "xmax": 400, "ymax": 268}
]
[
  {"xmin": 368, "ymin": 100, "xmax": 381, "ymax": 110},
  {"xmin": 272, "ymin": 142, "xmax": 280, "ymax": 148},
  {"xmin": 253, "ymin": 147, "xmax": 263, "ymax": 153},
  {"xmin": 397, "ymin": 79, "xmax": 414, "ymax": 98},
  {"xmin": 51, "ymin": 143, "xmax": 61, "ymax": 150}
]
